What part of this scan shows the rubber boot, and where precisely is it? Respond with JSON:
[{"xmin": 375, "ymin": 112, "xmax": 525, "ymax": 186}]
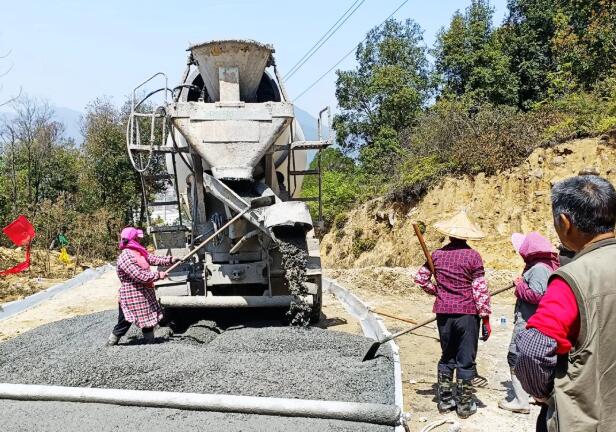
[
  {"xmin": 142, "ymin": 328, "xmax": 155, "ymax": 344},
  {"xmin": 498, "ymin": 369, "xmax": 530, "ymax": 414},
  {"xmin": 437, "ymin": 373, "xmax": 457, "ymax": 412},
  {"xmin": 456, "ymin": 378, "xmax": 477, "ymax": 419},
  {"xmin": 106, "ymin": 334, "xmax": 120, "ymax": 346}
]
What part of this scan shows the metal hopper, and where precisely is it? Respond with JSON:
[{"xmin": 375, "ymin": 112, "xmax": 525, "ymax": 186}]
[
  {"xmin": 169, "ymin": 40, "xmax": 293, "ymax": 179},
  {"xmin": 189, "ymin": 39, "xmax": 273, "ymax": 103}
]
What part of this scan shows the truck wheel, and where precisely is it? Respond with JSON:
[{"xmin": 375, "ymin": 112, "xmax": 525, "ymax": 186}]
[{"xmin": 310, "ymin": 284, "xmax": 323, "ymax": 324}]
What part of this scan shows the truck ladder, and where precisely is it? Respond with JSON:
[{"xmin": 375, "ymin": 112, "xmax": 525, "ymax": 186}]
[{"xmin": 285, "ymin": 107, "xmax": 332, "ymax": 228}]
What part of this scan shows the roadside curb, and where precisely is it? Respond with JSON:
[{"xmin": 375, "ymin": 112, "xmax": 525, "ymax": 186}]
[
  {"xmin": 323, "ymin": 276, "xmax": 406, "ymax": 431},
  {"xmin": 0, "ymin": 263, "xmax": 114, "ymax": 321}
]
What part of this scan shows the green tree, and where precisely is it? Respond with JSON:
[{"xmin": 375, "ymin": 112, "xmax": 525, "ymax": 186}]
[
  {"xmin": 0, "ymin": 96, "xmax": 80, "ymax": 218},
  {"xmin": 79, "ymin": 98, "xmax": 142, "ymax": 221},
  {"xmin": 502, "ymin": 0, "xmax": 559, "ymax": 107},
  {"xmin": 333, "ymin": 18, "xmax": 431, "ymax": 156},
  {"xmin": 301, "ymin": 148, "xmax": 362, "ymax": 228},
  {"xmin": 434, "ymin": 0, "xmax": 519, "ymax": 105},
  {"xmin": 550, "ymin": 0, "xmax": 616, "ymax": 92}
]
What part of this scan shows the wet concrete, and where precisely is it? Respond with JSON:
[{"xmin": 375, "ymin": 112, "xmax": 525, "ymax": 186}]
[{"xmin": 0, "ymin": 310, "xmax": 395, "ymax": 431}]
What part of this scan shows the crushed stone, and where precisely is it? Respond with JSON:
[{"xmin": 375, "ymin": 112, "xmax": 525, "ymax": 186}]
[{"xmin": 0, "ymin": 310, "xmax": 395, "ymax": 431}]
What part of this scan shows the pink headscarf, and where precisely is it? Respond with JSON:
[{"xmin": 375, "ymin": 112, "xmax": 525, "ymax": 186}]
[
  {"xmin": 511, "ymin": 231, "xmax": 560, "ymax": 272},
  {"xmin": 119, "ymin": 227, "xmax": 149, "ymax": 259}
]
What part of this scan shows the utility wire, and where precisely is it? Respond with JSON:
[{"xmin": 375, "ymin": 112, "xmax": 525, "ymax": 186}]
[
  {"xmin": 284, "ymin": 0, "xmax": 367, "ymax": 81},
  {"xmin": 293, "ymin": 0, "xmax": 411, "ymax": 102}
]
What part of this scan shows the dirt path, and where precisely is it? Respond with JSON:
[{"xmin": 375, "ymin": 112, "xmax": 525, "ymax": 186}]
[
  {"xmin": 0, "ymin": 269, "xmax": 118, "ymax": 341},
  {"xmin": 321, "ymin": 270, "xmax": 540, "ymax": 432}
]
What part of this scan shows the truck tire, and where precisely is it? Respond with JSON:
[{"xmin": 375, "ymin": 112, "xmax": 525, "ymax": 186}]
[{"xmin": 309, "ymin": 282, "xmax": 323, "ymax": 324}]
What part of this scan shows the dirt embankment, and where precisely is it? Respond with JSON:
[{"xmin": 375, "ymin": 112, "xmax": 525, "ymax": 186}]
[{"xmin": 322, "ymin": 137, "xmax": 616, "ymax": 271}]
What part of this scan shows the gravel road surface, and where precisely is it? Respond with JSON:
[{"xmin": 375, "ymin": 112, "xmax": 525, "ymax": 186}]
[{"xmin": 0, "ymin": 310, "xmax": 395, "ymax": 431}]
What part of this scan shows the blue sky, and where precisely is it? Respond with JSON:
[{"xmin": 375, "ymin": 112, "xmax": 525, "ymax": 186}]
[{"xmin": 0, "ymin": 0, "xmax": 508, "ymax": 118}]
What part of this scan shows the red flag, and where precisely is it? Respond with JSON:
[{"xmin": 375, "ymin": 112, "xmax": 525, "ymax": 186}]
[{"xmin": 0, "ymin": 215, "xmax": 36, "ymax": 276}]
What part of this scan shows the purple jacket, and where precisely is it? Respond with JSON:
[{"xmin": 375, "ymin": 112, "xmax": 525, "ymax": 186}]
[{"xmin": 430, "ymin": 240, "xmax": 486, "ymax": 315}]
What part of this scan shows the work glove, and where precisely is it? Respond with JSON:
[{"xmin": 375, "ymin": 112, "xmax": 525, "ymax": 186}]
[{"xmin": 481, "ymin": 317, "xmax": 491, "ymax": 341}]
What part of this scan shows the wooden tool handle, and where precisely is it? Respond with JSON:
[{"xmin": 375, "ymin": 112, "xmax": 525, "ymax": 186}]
[
  {"xmin": 371, "ymin": 308, "xmax": 417, "ymax": 325},
  {"xmin": 413, "ymin": 223, "xmax": 435, "ymax": 275},
  {"xmin": 165, "ymin": 209, "xmax": 247, "ymax": 273},
  {"xmin": 382, "ymin": 283, "xmax": 515, "ymax": 343}
]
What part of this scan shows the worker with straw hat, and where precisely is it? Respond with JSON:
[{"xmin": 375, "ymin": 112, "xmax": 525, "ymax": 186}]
[{"xmin": 414, "ymin": 210, "xmax": 491, "ymax": 419}]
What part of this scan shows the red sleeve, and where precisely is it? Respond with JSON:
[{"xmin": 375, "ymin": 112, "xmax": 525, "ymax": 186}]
[{"xmin": 526, "ymin": 276, "xmax": 580, "ymax": 355}]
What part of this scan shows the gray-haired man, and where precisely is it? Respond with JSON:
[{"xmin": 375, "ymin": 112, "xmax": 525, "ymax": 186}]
[{"xmin": 515, "ymin": 175, "xmax": 616, "ymax": 432}]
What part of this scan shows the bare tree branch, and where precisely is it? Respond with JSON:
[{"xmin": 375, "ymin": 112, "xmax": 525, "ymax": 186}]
[
  {"xmin": 0, "ymin": 62, "xmax": 14, "ymax": 78},
  {"xmin": 0, "ymin": 45, "xmax": 20, "ymax": 107},
  {"xmin": 0, "ymin": 86, "xmax": 22, "ymax": 109}
]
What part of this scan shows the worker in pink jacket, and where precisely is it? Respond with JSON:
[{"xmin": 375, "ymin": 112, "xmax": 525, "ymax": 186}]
[
  {"xmin": 107, "ymin": 227, "xmax": 178, "ymax": 345},
  {"xmin": 499, "ymin": 232, "xmax": 559, "ymax": 414}
]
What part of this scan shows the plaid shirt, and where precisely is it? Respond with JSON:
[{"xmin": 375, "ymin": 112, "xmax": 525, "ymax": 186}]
[
  {"xmin": 515, "ymin": 328, "xmax": 558, "ymax": 399},
  {"xmin": 414, "ymin": 241, "xmax": 491, "ymax": 317},
  {"xmin": 116, "ymin": 250, "xmax": 173, "ymax": 329}
]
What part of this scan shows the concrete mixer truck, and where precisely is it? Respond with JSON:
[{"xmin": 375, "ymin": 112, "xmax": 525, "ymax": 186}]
[{"xmin": 126, "ymin": 40, "xmax": 331, "ymax": 324}]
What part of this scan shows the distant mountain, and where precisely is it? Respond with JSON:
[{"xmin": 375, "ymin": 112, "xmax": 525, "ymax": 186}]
[
  {"xmin": 294, "ymin": 106, "xmax": 318, "ymax": 140},
  {"xmin": 0, "ymin": 105, "xmax": 83, "ymax": 144},
  {"xmin": 3, "ymin": 104, "xmax": 326, "ymax": 149},
  {"xmin": 54, "ymin": 106, "xmax": 82, "ymax": 144}
]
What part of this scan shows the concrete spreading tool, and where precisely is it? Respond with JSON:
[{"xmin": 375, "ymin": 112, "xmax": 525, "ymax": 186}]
[
  {"xmin": 369, "ymin": 308, "xmax": 417, "ymax": 325},
  {"xmin": 164, "ymin": 195, "xmax": 275, "ymax": 274},
  {"xmin": 412, "ymin": 222, "xmax": 435, "ymax": 274},
  {"xmin": 362, "ymin": 284, "xmax": 514, "ymax": 361}
]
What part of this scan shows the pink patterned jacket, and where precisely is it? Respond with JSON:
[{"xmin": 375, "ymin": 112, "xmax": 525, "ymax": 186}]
[
  {"xmin": 414, "ymin": 240, "xmax": 491, "ymax": 317},
  {"xmin": 116, "ymin": 249, "xmax": 173, "ymax": 329}
]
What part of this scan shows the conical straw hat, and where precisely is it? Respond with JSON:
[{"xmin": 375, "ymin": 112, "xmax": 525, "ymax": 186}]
[{"xmin": 434, "ymin": 211, "xmax": 486, "ymax": 240}]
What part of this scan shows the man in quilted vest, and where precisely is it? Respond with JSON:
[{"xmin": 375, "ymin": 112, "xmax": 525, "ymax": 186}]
[{"xmin": 515, "ymin": 175, "xmax": 616, "ymax": 432}]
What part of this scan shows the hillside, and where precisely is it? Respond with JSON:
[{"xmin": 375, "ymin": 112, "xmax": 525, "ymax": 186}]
[{"xmin": 321, "ymin": 136, "xmax": 616, "ymax": 271}]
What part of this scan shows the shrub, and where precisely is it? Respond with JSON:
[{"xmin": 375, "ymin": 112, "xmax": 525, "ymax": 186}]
[
  {"xmin": 334, "ymin": 213, "xmax": 349, "ymax": 230},
  {"xmin": 352, "ymin": 237, "xmax": 377, "ymax": 258},
  {"xmin": 301, "ymin": 148, "xmax": 363, "ymax": 229},
  {"xmin": 538, "ymin": 79, "xmax": 616, "ymax": 140},
  {"xmin": 390, "ymin": 155, "xmax": 454, "ymax": 203},
  {"xmin": 402, "ymin": 98, "xmax": 546, "ymax": 176}
]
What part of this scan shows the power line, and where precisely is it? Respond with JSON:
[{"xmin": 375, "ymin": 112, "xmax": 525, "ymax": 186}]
[
  {"xmin": 284, "ymin": 0, "xmax": 364, "ymax": 80},
  {"xmin": 293, "ymin": 0, "xmax": 411, "ymax": 102},
  {"xmin": 284, "ymin": 0, "xmax": 362, "ymax": 79},
  {"xmin": 284, "ymin": 0, "xmax": 367, "ymax": 81}
]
